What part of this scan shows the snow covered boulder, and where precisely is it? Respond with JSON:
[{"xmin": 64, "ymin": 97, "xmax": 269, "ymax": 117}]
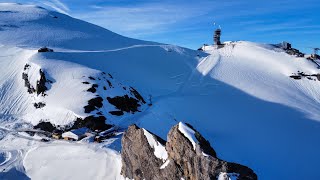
[{"xmin": 121, "ymin": 123, "xmax": 257, "ymax": 180}]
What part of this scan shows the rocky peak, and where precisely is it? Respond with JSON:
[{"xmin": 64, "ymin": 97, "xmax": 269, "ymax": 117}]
[{"xmin": 121, "ymin": 123, "xmax": 257, "ymax": 180}]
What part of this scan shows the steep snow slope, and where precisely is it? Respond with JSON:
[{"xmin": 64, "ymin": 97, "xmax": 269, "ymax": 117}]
[
  {"xmin": 0, "ymin": 3, "xmax": 320, "ymax": 180},
  {"xmin": 0, "ymin": 46, "xmax": 35, "ymax": 121}
]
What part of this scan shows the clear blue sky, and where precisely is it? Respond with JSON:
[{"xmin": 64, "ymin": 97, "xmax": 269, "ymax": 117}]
[{"xmin": 2, "ymin": 0, "xmax": 320, "ymax": 52}]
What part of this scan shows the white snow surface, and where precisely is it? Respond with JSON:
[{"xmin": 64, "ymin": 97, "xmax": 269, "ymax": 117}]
[
  {"xmin": 24, "ymin": 143, "xmax": 124, "ymax": 180},
  {"xmin": 143, "ymin": 129, "xmax": 168, "ymax": 161},
  {"xmin": 0, "ymin": 3, "xmax": 153, "ymax": 50},
  {"xmin": 178, "ymin": 122, "xmax": 198, "ymax": 150},
  {"xmin": 0, "ymin": 3, "xmax": 320, "ymax": 180}
]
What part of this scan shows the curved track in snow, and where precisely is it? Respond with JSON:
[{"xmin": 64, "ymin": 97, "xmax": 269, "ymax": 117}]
[{"xmin": 0, "ymin": 150, "xmax": 24, "ymax": 173}]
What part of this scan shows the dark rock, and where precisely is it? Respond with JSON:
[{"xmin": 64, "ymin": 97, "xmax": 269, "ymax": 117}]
[
  {"xmin": 103, "ymin": 86, "xmax": 107, "ymax": 90},
  {"xmin": 36, "ymin": 69, "xmax": 48, "ymax": 96},
  {"xmin": 107, "ymin": 95, "xmax": 141, "ymax": 113},
  {"xmin": 107, "ymin": 80, "xmax": 113, "ymax": 88},
  {"xmin": 34, "ymin": 102, "xmax": 46, "ymax": 109},
  {"xmin": 88, "ymin": 76, "xmax": 95, "ymax": 80},
  {"xmin": 121, "ymin": 124, "xmax": 257, "ymax": 180},
  {"xmin": 25, "ymin": 131, "xmax": 36, "ymax": 136},
  {"xmin": 109, "ymin": 111, "xmax": 124, "ymax": 116},
  {"xmin": 290, "ymin": 72, "xmax": 320, "ymax": 81},
  {"xmin": 71, "ymin": 116, "xmax": 111, "ymax": 131},
  {"xmin": 82, "ymin": 81, "xmax": 90, "ymax": 84},
  {"xmin": 34, "ymin": 121, "xmax": 55, "ymax": 132},
  {"xmin": 24, "ymin": 63, "xmax": 30, "ymax": 70},
  {"xmin": 38, "ymin": 47, "xmax": 53, "ymax": 52},
  {"xmin": 87, "ymin": 84, "xmax": 98, "ymax": 93},
  {"xmin": 130, "ymin": 87, "xmax": 146, "ymax": 104},
  {"xmin": 108, "ymin": 73, "xmax": 113, "ymax": 79},
  {"xmin": 84, "ymin": 96, "xmax": 103, "ymax": 113},
  {"xmin": 41, "ymin": 138, "xmax": 50, "ymax": 142},
  {"xmin": 22, "ymin": 72, "xmax": 35, "ymax": 94}
]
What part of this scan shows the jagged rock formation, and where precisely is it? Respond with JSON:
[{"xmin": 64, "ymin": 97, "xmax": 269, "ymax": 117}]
[
  {"xmin": 22, "ymin": 64, "xmax": 52, "ymax": 96},
  {"xmin": 121, "ymin": 123, "xmax": 257, "ymax": 180},
  {"xmin": 36, "ymin": 69, "xmax": 51, "ymax": 96}
]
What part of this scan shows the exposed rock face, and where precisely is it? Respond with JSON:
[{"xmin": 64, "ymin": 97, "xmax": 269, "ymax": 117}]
[
  {"xmin": 22, "ymin": 65, "xmax": 52, "ymax": 96},
  {"xmin": 84, "ymin": 97, "xmax": 103, "ymax": 113},
  {"xmin": 107, "ymin": 95, "xmax": 142, "ymax": 113},
  {"xmin": 34, "ymin": 121, "xmax": 56, "ymax": 132},
  {"xmin": 121, "ymin": 125, "xmax": 167, "ymax": 180},
  {"xmin": 71, "ymin": 116, "xmax": 112, "ymax": 131},
  {"xmin": 36, "ymin": 69, "xmax": 50, "ymax": 96},
  {"xmin": 121, "ymin": 123, "xmax": 257, "ymax": 180}
]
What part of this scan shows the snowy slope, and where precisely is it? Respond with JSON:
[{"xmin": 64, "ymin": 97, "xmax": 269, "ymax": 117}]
[
  {"xmin": 0, "ymin": 45, "xmax": 147, "ymax": 127},
  {"xmin": 204, "ymin": 42, "xmax": 320, "ymax": 120},
  {"xmin": 0, "ymin": 3, "xmax": 153, "ymax": 50},
  {"xmin": 0, "ymin": 3, "xmax": 320, "ymax": 180}
]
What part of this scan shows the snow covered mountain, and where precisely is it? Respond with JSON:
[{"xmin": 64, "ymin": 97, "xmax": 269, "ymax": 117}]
[{"xmin": 0, "ymin": 3, "xmax": 320, "ymax": 180}]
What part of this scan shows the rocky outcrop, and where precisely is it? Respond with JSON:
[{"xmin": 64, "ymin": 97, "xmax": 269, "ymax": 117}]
[
  {"xmin": 107, "ymin": 95, "xmax": 142, "ymax": 113},
  {"xmin": 22, "ymin": 64, "xmax": 52, "ymax": 96},
  {"xmin": 84, "ymin": 97, "xmax": 103, "ymax": 113},
  {"xmin": 121, "ymin": 123, "xmax": 257, "ymax": 180},
  {"xmin": 36, "ymin": 69, "xmax": 50, "ymax": 96},
  {"xmin": 38, "ymin": 47, "xmax": 54, "ymax": 52},
  {"xmin": 71, "ymin": 116, "xmax": 112, "ymax": 131},
  {"xmin": 289, "ymin": 71, "xmax": 320, "ymax": 81}
]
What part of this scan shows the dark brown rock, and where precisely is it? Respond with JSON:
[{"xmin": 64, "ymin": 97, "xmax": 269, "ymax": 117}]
[{"xmin": 121, "ymin": 125, "xmax": 167, "ymax": 180}]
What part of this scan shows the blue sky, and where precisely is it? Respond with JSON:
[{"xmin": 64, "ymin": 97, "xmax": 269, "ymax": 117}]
[{"xmin": 2, "ymin": 0, "xmax": 320, "ymax": 52}]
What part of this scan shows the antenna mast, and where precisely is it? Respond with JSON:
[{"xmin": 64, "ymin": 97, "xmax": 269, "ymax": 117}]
[{"xmin": 213, "ymin": 22, "xmax": 222, "ymax": 45}]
